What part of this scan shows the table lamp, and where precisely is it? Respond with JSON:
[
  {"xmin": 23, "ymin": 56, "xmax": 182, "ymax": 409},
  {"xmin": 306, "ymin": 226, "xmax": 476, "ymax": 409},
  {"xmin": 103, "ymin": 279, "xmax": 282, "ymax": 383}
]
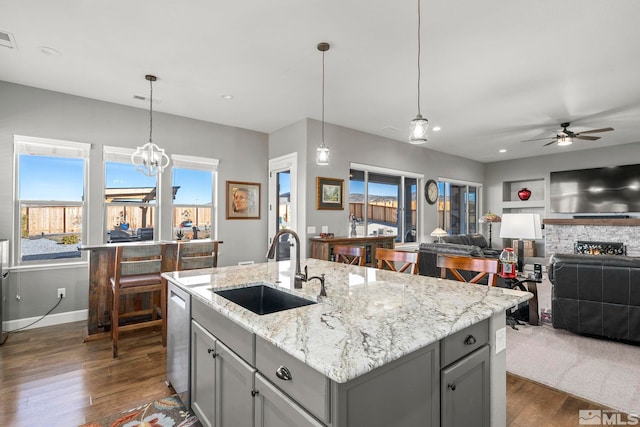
[
  {"xmin": 499, "ymin": 213, "xmax": 542, "ymax": 272},
  {"xmin": 479, "ymin": 212, "xmax": 501, "ymax": 248},
  {"xmin": 430, "ymin": 227, "xmax": 448, "ymax": 243}
]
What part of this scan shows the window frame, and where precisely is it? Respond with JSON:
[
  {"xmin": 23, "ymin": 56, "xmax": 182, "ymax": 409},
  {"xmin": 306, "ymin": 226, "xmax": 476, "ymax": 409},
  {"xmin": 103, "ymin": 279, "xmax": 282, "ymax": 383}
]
[
  {"xmin": 170, "ymin": 154, "xmax": 219, "ymax": 241},
  {"xmin": 13, "ymin": 135, "xmax": 90, "ymax": 266},
  {"xmin": 437, "ymin": 178, "xmax": 482, "ymax": 235},
  {"xmin": 103, "ymin": 146, "xmax": 159, "ymax": 243},
  {"xmin": 349, "ymin": 162, "xmax": 423, "ymax": 245}
]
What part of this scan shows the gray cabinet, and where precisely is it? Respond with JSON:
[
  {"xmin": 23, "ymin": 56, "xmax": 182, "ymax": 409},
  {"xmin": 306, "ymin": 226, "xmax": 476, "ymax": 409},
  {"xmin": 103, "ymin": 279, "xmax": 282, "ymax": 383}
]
[
  {"xmin": 167, "ymin": 282, "xmax": 191, "ymax": 410},
  {"xmin": 191, "ymin": 320, "xmax": 256, "ymax": 427},
  {"xmin": 254, "ymin": 373, "xmax": 325, "ymax": 427},
  {"xmin": 440, "ymin": 320, "xmax": 490, "ymax": 427}
]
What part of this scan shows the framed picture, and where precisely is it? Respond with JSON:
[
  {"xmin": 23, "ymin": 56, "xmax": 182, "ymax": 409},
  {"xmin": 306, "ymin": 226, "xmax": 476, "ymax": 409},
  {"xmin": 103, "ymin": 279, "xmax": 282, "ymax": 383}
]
[
  {"xmin": 316, "ymin": 176, "xmax": 344, "ymax": 210},
  {"xmin": 226, "ymin": 181, "xmax": 261, "ymax": 219}
]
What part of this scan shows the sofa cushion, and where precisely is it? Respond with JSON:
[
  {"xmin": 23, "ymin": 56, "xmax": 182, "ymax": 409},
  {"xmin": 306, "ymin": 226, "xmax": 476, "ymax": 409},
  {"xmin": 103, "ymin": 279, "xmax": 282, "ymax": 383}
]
[{"xmin": 419, "ymin": 242, "xmax": 484, "ymax": 257}]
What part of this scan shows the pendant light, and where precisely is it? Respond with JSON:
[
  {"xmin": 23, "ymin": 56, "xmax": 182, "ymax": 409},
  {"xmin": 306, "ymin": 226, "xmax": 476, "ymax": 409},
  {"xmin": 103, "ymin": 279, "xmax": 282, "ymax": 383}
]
[
  {"xmin": 409, "ymin": 0, "xmax": 428, "ymax": 144},
  {"xmin": 131, "ymin": 74, "xmax": 170, "ymax": 176},
  {"xmin": 316, "ymin": 42, "xmax": 330, "ymax": 166}
]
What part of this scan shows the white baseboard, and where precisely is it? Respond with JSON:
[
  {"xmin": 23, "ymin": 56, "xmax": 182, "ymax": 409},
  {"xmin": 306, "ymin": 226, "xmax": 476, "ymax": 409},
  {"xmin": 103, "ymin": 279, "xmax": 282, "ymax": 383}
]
[{"xmin": 2, "ymin": 309, "xmax": 88, "ymax": 332}]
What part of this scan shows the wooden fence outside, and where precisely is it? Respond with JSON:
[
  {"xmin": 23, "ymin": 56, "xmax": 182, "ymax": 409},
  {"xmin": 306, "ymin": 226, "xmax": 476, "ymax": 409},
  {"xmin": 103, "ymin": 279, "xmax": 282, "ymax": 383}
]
[{"xmin": 349, "ymin": 201, "xmax": 416, "ymax": 225}]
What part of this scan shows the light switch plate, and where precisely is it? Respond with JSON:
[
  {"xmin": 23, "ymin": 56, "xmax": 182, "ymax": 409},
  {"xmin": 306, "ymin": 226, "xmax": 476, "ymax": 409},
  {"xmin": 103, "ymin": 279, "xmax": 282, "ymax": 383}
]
[
  {"xmin": 321, "ymin": 226, "xmax": 329, "ymax": 233},
  {"xmin": 307, "ymin": 226, "xmax": 316, "ymax": 234},
  {"xmin": 495, "ymin": 327, "xmax": 506, "ymax": 354}
]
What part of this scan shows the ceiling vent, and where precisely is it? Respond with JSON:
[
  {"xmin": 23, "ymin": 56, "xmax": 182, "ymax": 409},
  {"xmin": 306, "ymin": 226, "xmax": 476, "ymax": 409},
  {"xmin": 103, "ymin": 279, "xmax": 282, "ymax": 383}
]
[{"xmin": 0, "ymin": 30, "xmax": 17, "ymax": 49}]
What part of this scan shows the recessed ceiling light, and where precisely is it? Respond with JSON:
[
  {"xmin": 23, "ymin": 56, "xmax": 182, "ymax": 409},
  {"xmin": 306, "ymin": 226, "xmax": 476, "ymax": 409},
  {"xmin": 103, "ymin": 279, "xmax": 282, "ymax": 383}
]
[
  {"xmin": 499, "ymin": 149, "xmax": 507, "ymax": 153},
  {"xmin": 432, "ymin": 126, "xmax": 441, "ymax": 132},
  {"xmin": 220, "ymin": 94, "xmax": 234, "ymax": 100},
  {"xmin": 39, "ymin": 46, "xmax": 62, "ymax": 56}
]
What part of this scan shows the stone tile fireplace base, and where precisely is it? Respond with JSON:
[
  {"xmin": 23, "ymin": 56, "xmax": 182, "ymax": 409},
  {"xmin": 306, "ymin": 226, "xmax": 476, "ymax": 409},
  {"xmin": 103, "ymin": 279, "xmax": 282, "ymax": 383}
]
[{"xmin": 544, "ymin": 220, "xmax": 640, "ymax": 258}]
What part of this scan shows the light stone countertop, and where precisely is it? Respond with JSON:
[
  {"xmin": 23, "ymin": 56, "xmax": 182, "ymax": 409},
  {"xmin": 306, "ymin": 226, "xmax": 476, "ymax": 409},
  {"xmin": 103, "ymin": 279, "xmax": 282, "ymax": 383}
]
[{"xmin": 163, "ymin": 258, "xmax": 532, "ymax": 384}]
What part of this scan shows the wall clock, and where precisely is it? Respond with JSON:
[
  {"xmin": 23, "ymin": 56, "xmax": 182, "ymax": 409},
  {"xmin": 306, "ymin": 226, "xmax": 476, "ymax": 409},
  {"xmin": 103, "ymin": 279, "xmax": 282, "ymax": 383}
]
[{"xmin": 425, "ymin": 179, "xmax": 438, "ymax": 205}]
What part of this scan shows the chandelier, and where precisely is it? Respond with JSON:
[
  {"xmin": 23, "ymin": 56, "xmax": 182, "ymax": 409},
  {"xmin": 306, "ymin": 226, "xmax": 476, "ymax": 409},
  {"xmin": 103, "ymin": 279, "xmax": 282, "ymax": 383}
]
[{"xmin": 131, "ymin": 74, "xmax": 170, "ymax": 176}]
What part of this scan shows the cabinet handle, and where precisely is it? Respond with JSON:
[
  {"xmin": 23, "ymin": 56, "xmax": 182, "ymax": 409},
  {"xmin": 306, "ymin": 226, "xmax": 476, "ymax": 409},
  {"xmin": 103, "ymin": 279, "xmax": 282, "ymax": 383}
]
[
  {"xmin": 448, "ymin": 383, "xmax": 456, "ymax": 391},
  {"xmin": 276, "ymin": 365, "xmax": 293, "ymax": 381},
  {"xmin": 207, "ymin": 348, "xmax": 217, "ymax": 358},
  {"xmin": 464, "ymin": 335, "xmax": 476, "ymax": 345},
  {"xmin": 251, "ymin": 389, "xmax": 259, "ymax": 397}
]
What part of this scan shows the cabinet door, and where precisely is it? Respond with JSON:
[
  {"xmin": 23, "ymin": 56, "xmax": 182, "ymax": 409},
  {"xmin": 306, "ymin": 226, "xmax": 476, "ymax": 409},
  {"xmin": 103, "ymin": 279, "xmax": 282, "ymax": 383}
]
[
  {"xmin": 254, "ymin": 373, "xmax": 324, "ymax": 427},
  {"xmin": 441, "ymin": 345, "xmax": 490, "ymax": 427},
  {"xmin": 217, "ymin": 340, "xmax": 256, "ymax": 427},
  {"xmin": 191, "ymin": 320, "xmax": 217, "ymax": 427}
]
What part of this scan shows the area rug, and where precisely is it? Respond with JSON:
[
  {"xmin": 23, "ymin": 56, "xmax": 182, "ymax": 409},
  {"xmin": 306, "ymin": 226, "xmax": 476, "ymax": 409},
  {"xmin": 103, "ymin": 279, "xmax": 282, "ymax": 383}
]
[
  {"xmin": 506, "ymin": 322, "xmax": 640, "ymax": 416},
  {"xmin": 79, "ymin": 395, "xmax": 202, "ymax": 427}
]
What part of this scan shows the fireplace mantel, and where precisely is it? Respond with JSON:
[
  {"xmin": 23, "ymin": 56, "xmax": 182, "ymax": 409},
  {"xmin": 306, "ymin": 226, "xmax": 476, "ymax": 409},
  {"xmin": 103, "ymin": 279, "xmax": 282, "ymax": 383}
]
[{"xmin": 543, "ymin": 218, "xmax": 640, "ymax": 226}]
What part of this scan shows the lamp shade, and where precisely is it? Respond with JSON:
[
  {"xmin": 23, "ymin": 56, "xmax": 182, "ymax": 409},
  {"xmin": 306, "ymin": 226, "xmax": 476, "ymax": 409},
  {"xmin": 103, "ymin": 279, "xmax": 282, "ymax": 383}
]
[
  {"xmin": 499, "ymin": 213, "xmax": 542, "ymax": 239},
  {"xmin": 479, "ymin": 212, "xmax": 501, "ymax": 223},
  {"xmin": 430, "ymin": 227, "xmax": 448, "ymax": 237}
]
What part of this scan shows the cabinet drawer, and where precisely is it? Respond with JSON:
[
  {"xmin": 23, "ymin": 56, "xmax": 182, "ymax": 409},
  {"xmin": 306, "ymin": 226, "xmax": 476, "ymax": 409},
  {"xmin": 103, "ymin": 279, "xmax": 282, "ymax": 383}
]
[
  {"xmin": 440, "ymin": 319, "xmax": 489, "ymax": 368},
  {"xmin": 255, "ymin": 336, "xmax": 330, "ymax": 424},
  {"xmin": 192, "ymin": 298, "xmax": 255, "ymax": 365}
]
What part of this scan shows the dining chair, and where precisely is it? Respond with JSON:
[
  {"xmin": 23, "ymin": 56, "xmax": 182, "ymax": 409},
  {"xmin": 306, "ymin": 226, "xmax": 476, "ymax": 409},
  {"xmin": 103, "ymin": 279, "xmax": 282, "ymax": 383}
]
[
  {"xmin": 375, "ymin": 248, "xmax": 420, "ymax": 274},
  {"xmin": 332, "ymin": 244, "xmax": 365, "ymax": 266},
  {"xmin": 110, "ymin": 243, "xmax": 166, "ymax": 358},
  {"xmin": 436, "ymin": 254, "xmax": 499, "ymax": 286},
  {"xmin": 177, "ymin": 240, "xmax": 222, "ymax": 270}
]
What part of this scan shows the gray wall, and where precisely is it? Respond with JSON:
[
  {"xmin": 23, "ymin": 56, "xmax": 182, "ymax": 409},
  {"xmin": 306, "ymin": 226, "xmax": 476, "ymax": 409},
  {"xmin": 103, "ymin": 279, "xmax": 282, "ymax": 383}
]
[
  {"xmin": 302, "ymin": 118, "xmax": 485, "ymax": 249},
  {"xmin": 484, "ymin": 142, "xmax": 640, "ymax": 254},
  {"xmin": 0, "ymin": 81, "xmax": 268, "ymax": 323}
]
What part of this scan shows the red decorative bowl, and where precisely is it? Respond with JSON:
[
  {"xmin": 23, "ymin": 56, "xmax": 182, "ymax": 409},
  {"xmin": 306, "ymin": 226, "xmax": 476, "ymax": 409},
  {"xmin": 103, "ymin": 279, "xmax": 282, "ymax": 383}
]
[{"xmin": 518, "ymin": 188, "xmax": 532, "ymax": 201}]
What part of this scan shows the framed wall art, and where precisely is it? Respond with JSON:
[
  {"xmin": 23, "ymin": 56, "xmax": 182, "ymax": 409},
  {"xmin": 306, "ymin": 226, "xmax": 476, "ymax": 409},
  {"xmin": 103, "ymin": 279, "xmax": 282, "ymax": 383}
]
[
  {"xmin": 226, "ymin": 181, "xmax": 261, "ymax": 219},
  {"xmin": 316, "ymin": 176, "xmax": 344, "ymax": 210}
]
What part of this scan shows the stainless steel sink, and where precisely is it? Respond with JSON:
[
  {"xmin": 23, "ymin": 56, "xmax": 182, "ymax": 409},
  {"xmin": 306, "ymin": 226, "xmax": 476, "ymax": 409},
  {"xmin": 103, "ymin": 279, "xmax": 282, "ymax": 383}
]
[{"xmin": 214, "ymin": 283, "xmax": 316, "ymax": 315}]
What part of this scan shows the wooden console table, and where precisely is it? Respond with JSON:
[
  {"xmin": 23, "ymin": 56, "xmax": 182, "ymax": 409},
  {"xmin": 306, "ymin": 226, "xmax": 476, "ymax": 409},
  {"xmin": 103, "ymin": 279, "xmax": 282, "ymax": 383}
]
[{"xmin": 309, "ymin": 235, "xmax": 396, "ymax": 267}]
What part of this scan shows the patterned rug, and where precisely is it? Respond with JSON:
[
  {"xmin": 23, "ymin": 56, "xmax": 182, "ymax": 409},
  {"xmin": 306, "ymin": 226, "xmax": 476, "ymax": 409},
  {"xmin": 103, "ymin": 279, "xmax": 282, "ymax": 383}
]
[{"xmin": 79, "ymin": 395, "xmax": 202, "ymax": 427}]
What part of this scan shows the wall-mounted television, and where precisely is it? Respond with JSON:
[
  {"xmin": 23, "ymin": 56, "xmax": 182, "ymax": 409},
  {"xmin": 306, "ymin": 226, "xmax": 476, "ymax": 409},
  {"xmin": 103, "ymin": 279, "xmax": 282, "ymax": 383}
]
[{"xmin": 550, "ymin": 163, "xmax": 640, "ymax": 213}]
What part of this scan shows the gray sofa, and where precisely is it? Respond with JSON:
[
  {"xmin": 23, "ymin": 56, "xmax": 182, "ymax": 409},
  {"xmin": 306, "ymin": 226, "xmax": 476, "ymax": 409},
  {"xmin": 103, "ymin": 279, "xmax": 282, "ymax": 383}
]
[
  {"xmin": 549, "ymin": 253, "xmax": 640, "ymax": 343},
  {"xmin": 418, "ymin": 233, "xmax": 501, "ymax": 279}
]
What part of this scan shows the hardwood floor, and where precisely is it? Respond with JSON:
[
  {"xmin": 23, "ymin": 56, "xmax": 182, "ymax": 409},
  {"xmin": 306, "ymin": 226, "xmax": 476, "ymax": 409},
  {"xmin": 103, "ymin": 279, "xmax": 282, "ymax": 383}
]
[{"xmin": 0, "ymin": 320, "xmax": 616, "ymax": 427}]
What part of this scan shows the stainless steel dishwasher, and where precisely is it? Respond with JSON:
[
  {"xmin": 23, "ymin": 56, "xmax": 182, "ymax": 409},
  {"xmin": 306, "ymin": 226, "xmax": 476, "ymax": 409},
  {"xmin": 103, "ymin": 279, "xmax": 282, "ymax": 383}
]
[{"xmin": 167, "ymin": 281, "xmax": 191, "ymax": 409}]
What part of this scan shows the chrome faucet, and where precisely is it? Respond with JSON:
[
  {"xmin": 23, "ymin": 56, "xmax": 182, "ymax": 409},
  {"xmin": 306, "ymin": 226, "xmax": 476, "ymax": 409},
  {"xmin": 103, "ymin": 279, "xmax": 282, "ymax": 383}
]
[{"xmin": 267, "ymin": 229, "xmax": 306, "ymax": 288}]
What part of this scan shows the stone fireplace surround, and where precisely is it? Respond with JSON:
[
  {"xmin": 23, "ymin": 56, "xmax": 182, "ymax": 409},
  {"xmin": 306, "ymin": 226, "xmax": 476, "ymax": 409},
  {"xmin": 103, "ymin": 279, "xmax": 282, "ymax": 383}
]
[{"xmin": 544, "ymin": 218, "xmax": 640, "ymax": 258}]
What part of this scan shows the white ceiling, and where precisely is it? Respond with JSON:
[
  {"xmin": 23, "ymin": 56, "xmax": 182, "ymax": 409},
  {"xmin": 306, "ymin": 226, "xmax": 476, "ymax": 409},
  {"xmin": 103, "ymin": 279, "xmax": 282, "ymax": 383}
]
[{"xmin": 2, "ymin": 0, "xmax": 640, "ymax": 163}]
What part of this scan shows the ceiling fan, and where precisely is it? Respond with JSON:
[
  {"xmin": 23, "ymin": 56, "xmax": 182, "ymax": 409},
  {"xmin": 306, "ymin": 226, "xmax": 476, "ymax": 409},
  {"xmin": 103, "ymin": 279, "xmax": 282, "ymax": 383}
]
[{"xmin": 522, "ymin": 122, "xmax": 614, "ymax": 146}]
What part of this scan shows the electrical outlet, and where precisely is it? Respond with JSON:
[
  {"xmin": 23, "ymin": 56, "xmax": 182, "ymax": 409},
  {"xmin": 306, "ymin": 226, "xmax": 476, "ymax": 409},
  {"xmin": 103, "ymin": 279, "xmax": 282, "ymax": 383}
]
[{"xmin": 57, "ymin": 288, "xmax": 66, "ymax": 298}]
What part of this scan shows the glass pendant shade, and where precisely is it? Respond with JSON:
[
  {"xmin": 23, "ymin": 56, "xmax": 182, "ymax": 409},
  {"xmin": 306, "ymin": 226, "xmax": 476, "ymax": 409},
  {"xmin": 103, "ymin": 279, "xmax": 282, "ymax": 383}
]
[
  {"xmin": 316, "ymin": 144, "xmax": 330, "ymax": 166},
  {"xmin": 409, "ymin": 114, "xmax": 429, "ymax": 144}
]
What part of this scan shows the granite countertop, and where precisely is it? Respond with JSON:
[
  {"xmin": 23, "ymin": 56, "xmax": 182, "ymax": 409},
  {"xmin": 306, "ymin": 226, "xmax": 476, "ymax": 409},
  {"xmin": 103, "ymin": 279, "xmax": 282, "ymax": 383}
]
[{"xmin": 163, "ymin": 258, "xmax": 532, "ymax": 384}]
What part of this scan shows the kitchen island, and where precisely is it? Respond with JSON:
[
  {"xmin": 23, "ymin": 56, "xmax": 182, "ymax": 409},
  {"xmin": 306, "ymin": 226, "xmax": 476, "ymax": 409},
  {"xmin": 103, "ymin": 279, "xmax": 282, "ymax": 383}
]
[{"xmin": 163, "ymin": 258, "xmax": 531, "ymax": 427}]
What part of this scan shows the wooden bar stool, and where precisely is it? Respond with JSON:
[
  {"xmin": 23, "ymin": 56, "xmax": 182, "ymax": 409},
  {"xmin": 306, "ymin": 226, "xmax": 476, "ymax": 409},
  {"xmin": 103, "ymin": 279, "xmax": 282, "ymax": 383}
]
[
  {"xmin": 110, "ymin": 243, "xmax": 166, "ymax": 358},
  {"xmin": 436, "ymin": 254, "xmax": 499, "ymax": 286},
  {"xmin": 332, "ymin": 244, "xmax": 365, "ymax": 266},
  {"xmin": 375, "ymin": 248, "xmax": 420, "ymax": 274},
  {"xmin": 177, "ymin": 240, "xmax": 222, "ymax": 270}
]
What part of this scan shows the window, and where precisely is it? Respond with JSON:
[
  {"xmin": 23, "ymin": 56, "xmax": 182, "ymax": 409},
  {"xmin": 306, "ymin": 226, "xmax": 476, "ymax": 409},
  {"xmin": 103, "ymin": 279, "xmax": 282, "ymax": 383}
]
[
  {"xmin": 437, "ymin": 180, "xmax": 480, "ymax": 235},
  {"xmin": 14, "ymin": 135, "xmax": 90, "ymax": 263},
  {"xmin": 349, "ymin": 164, "xmax": 421, "ymax": 244},
  {"xmin": 171, "ymin": 154, "xmax": 218, "ymax": 241},
  {"xmin": 104, "ymin": 146, "xmax": 157, "ymax": 243}
]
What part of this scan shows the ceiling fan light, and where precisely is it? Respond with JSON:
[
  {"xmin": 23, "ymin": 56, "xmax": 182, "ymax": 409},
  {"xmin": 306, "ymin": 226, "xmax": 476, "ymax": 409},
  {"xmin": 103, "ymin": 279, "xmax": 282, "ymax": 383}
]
[
  {"xmin": 558, "ymin": 136, "xmax": 573, "ymax": 146},
  {"xmin": 409, "ymin": 114, "xmax": 429, "ymax": 144}
]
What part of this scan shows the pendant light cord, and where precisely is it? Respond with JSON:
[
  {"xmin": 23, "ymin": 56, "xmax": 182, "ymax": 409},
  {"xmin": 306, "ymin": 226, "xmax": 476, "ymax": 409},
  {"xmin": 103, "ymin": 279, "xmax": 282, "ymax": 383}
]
[
  {"xmin": 322, "ymin": 48, "xmax": 325, "ymax": 144},
  {"xmin": 149, "ymin": 77, "xmax": 153, "ymax": 143},
  {"xmin": 416, "ymin": 0, "xmax": 422, "ymax": 116}
]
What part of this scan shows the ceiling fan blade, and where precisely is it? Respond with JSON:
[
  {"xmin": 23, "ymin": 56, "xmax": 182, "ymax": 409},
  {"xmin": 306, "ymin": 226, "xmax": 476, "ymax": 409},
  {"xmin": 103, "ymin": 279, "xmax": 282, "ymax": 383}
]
[
  {"xmin": 576, "ymin": 135, "xmax": 600, "ymax": 141},
  {"xmin": 576, "ymin": 127, "xmax": 614, "ymax": 135},
  {"xmin": 521, "ymin": 137, "xmax": 555, "ymax": 142},
  {"xmin": 543, "ymin": 140, "xmax": 557, "ymax": 146}
]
